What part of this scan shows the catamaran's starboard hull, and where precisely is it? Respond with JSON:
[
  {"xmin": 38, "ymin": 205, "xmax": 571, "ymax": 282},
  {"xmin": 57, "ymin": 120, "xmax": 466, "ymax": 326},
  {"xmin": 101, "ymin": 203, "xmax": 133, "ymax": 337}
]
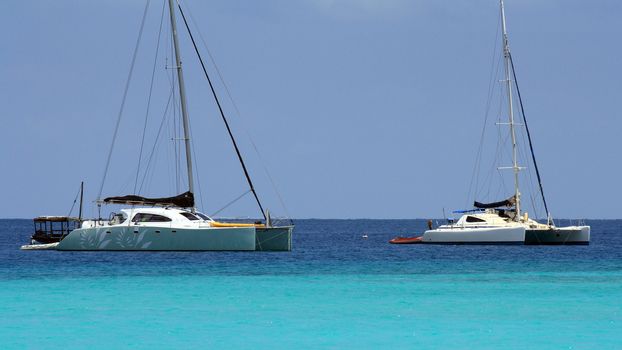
[
  {"xmin": 256, "ymin": 226, "xmax": 293, "ymax": 251},
  {"xmin": 525, "ymin": 226, "xmax": 590, "ymax": 245},
  {"xmin": 56, "ymin": 226, "xmax": 256, "ymax": 251},
  {"xmin": 422, "ymin": 226, "xmax": 525, "ymax": 244}
]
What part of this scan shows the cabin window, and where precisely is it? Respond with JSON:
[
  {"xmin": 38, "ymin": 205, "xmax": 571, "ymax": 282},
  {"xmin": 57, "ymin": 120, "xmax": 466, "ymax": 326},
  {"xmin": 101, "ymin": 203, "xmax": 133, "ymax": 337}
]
[
  {"xmin": 180, "ymin": 212, "xmax": 200, "ymax": 221},
  {"xmin": 132, "ymin": 213, "xmax": 172, "ymax": 223},
  {"xmin": 109, "ymin": 212, "xmax": 127, "ymax": 225},
  {"xmin": 466, "ymin": 216, "xmax": 486, "ymax": 223},
  {"xmin": 195, "ymin": 212, "xmax": 211, "ymax": 221}
]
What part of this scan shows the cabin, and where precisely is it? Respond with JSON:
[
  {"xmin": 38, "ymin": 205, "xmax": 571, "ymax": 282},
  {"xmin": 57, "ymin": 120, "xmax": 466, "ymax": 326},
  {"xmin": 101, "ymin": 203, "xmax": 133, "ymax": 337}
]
[{"xmin": 31, "ymin": 216, "xmax": 80, "ymax": 244}]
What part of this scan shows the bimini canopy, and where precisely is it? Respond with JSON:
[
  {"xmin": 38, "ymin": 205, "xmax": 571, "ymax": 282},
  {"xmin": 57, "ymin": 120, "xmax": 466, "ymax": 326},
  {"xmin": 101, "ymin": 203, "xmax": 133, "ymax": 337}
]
[
  {"xmin": 103, "ymin": 191, "xmax": 194, "ymax": 208},
  {"xmin": 33, "ymin": 216, "xmax": 80, "ymax": 223},
  {"xmin": 473, "ymin": 196, "xmax": 516, "ymax": 209}
]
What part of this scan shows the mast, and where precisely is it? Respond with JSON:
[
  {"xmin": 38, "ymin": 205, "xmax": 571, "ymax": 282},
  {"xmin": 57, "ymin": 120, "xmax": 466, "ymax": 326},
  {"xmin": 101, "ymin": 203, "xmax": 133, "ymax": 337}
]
[
  {"xmin": 78, "ymin": 181, "xmax": 84, "ymax": 222},
  {"xmin": 500, "ymin": 0, "xmax": 521, "ymax": 220},
  {"xmin": 168, "ymin": 0, "xmax": 195, "ymax": 209}
]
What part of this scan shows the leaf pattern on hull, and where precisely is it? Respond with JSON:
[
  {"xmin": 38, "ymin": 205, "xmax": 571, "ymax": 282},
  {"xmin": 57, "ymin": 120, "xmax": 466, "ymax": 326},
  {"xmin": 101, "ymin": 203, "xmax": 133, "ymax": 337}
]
[{"xmin": 76, "ymin": 227, "xmax": 155, "ymax": 250}]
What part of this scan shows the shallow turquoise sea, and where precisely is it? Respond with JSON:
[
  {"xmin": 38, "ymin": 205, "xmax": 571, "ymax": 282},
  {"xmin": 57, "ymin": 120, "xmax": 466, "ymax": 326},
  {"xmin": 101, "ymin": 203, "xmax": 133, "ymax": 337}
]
[{"xmin": 1, "ymin": 219, "xmax": 621, "ymax": 349}]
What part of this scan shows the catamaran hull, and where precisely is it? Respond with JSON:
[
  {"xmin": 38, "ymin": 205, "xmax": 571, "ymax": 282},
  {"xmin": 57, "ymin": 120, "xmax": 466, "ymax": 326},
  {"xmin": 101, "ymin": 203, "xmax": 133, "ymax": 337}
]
[
  {"xmin": 56, "ymin": 226, "xmax": 256, "ymax": 251},
  {"xmin": 525, "ymin": 226, "xmax": 590, "ymax": 245},
  {"xmin": 422, "ymin": 226, "xmax": 525, "ymax": 244},
  {"xmin": 256, "ymin": 226, "xmax": 293, "ymax": 251}
]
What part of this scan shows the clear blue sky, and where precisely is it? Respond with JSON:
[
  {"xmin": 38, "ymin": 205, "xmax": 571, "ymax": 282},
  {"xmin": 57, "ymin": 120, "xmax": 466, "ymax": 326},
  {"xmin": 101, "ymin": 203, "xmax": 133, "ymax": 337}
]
[{"xmin": 1, "ymin": 0, "xmax": 620, "ymax": 219}]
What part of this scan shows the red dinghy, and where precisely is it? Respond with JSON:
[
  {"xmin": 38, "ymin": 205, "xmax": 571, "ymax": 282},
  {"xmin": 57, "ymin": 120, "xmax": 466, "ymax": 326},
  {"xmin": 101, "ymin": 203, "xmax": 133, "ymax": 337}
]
[{"xmin": 389, "ymin": 236, "xmax": 423, "ymax": 244}]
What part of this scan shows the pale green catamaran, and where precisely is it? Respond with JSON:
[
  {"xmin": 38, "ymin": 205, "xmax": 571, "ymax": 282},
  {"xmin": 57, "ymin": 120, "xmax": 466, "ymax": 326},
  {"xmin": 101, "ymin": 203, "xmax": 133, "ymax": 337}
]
[{"xmin": 23, "ymin": 0, "xmax": 293, "ymax": 251}]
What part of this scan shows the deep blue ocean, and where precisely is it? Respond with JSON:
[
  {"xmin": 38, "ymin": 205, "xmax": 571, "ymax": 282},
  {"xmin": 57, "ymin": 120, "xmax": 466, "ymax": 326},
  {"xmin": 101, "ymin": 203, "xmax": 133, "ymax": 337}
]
[{"xmin": 1, "ymin": 219, "xmax": 621, "ymax": 349}]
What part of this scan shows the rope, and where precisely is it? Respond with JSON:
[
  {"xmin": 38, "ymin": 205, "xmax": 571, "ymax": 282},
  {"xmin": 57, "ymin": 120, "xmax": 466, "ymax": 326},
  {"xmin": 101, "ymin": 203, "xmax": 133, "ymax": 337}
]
[
  {"xmin": 138, "ymin": 89, "xmax": 174, "ymax": 193},
  {"xmin": 97, "ymin": 0, "xmax": 151, "ymax": 201},
  {"xmin": 210, "ymin": 190, "xmax": 252, "ymax": 217},
  {"xmin": 134, "ymin": 0, "xmax": 166, "ymax": 194},
  {"xmin": 183, "ymin": 1, "xmax": 293, "ymax": 224},
  {"xmin": 66, "ymin": 183, "xmax": 82, "ymax": 217},
  {"xmin": 509, "ymin": 53, "xmax": 550, "ymax": 216},
  {"xmin": 187, "ymin": 105, "xmax": 206, "ymax": 212},
  {"xmin": 468, "ymin": 11, "xmax": 502, "ymax": 207},
  {"xmin": 176, "ymin": 3, "xmax": 267, "ymax": 220}
]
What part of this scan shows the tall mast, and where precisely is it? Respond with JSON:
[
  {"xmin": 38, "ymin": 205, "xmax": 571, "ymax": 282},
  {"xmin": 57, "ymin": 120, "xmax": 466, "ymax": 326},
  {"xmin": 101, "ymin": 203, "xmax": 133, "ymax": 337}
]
[
  {"xmin": 500, "ymin": 0, "xmax": 521, "ymax": 220},
  {"xmin": 78, "ymin": 181, "xmax": 84, "ymax": 222},
  {"xmin": 168, "ymin": 0, "xmax": 195, "ymax": 206}
]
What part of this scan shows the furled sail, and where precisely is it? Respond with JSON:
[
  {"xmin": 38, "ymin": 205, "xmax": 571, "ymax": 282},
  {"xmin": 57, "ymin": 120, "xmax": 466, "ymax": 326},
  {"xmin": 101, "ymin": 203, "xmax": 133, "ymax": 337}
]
[
  {"xmin": 473, "ymin": 196, "xmax": 516, "ymax": 209},
  {"xmin": 103, "ymin": 191, "xmax": 194, "ymax": 208}
]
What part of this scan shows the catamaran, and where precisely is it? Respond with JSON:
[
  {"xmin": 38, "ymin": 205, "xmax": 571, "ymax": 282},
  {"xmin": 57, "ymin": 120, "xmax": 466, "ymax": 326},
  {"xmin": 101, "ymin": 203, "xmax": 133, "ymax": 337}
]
[
  {"xmin": 420, "ymin": 0, "xmax": 590, "ymax": 245},
  {"xmin": 22, "ymin": 0, "xmax": 293, "ymax": 251}
]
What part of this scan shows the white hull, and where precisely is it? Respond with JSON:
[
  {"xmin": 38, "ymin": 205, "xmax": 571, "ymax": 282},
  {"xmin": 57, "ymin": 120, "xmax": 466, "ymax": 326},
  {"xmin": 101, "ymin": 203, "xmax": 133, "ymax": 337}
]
[
  {"xmin": 56, "ymin": 226, "xmax": 256, "ymax": 251},
  {"xmin": 423, "ymin": 226, "xmax": 525, "ymax": 244},
  {"xmin": 20, "ymin": 242, "xmax": 59, "ymax": 250}
]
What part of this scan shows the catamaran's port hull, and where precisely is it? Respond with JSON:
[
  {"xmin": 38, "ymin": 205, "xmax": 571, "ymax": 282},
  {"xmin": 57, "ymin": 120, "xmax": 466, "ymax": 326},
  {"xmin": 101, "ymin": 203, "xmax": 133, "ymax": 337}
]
[
  {"xmin": 256, "ymin": 226, "xmax": 293, "ymax": 251},
  {"xmin": 525, "ymin": 226, "xmax": 590, "ymax": 245},
  {"xmin": 422, "ymin": 226, "xmax": 525, "ymax": 244},
  {"xmin": 55, "ymin": 226, "xmax": 256, "ymax": 251}
]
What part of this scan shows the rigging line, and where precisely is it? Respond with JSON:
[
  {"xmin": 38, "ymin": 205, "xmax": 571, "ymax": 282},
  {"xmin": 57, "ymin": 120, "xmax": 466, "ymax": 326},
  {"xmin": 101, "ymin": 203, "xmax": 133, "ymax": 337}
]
[
  {"xmin": 468, "ymin": 10, "xmax": 502, "ymax": 206},
  {"xmin": 166, "ymin": 24, "xmax": 179, "ymax": 193},
  {"xmin": 184, "ymin": 5, "xmax": 293, "ymax": 224},
  {"xmin": 186, "ymin": 110, "xmax": 205, "ymax": 213},
  {"xmin": 472, "ymin": 55, "xmax": 503, "ymax": 203},
  {"xmin": 494, "ymin": 122, "xmax": 511, "ymax": 199},
  {"xmin": 139, "ymin": 95, "xmax": 172, "ymax": 194},
  {"xmin": 482, "ymin": 115, "xmax": 502, "ymax": 196},
  {"xmin": 165, "ymin": 34, "xmax": 182, "ymax": 194},
  {"xmin": 210, "ymin": 190, "xmax": 252, "ymax": 218},
  {"xmin": 163, "ymin": 22, "xmax": 182, "ymax": 194},
  {"xmin": 134, "ymin": 0, "xmax": 167, "ymax": 194},
  {"xmin": 515, "ymin": 134, "xmax": 536, "ymax": 214},
  {"xmin": 516, "ymin": 109, "xmax": 541, "ymax": 218},
  {"xmin": 172, "ymin": 63, "xmax": 184, "ymax": 193},
  {"xmin": 474, "ymin": 55, "xmax": 501, "ymax": 200},
  {"xmin": 481, "ymin": 58, "xmax": 506, "ymax": 200},
  {"xmin": 486, "ymin": 114, "xmax": 508, "ymax": 200},
  {"xmin": 173, "ymin": 92, "xmax": 180, "ymax": 193},
  {"xmin": 176, "ymin": 3, "xmax": 267, "ymax": 221},
  {"xmin": 97, "ymin": 0, "xmax": 151, "ymax": 201},
  {"xmin": 138, "ymin": 89, "xmax": 174, "ymax": 193},
  {"xmin": 509, "ymin": 52, "xmax": 550, "ymax": 216},
  {"xmin": 66, "ymin": 184, "xmax": 82, "ymax": 217},
  {"xmin": 192, "ymin": 144, "xmax": 205, "ymax": 213}
]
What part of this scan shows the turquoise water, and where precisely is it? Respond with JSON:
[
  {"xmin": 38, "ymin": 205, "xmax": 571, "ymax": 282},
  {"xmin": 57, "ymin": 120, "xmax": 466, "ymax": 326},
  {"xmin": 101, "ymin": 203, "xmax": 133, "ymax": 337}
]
[{"xmin": 1, "ymin": 219, "xmax": 621, "ymax": 349}]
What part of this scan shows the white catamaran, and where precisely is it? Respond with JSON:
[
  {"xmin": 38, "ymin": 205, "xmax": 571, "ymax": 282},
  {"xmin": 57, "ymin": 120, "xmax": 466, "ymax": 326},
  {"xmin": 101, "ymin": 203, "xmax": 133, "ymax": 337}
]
[
  {"xmin": 422, "ymin": 0, "xmax": 590, "ymax": 245},
  {"xmin": 23, "ymin": 0, "xmax": 293, "ymax": 251}
]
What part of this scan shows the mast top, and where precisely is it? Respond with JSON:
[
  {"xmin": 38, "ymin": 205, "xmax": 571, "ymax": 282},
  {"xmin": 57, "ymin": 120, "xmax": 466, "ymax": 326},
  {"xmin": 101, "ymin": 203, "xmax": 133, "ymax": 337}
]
[{"xmin": 500, "ymin": 0, "xmax": 510, "ymax": 55}]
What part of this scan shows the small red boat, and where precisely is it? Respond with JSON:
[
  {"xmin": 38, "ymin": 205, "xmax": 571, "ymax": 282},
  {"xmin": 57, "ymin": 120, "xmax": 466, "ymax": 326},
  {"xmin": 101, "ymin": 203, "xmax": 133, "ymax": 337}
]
[{"xmin": 389, "ymin": 236, "xmax": 424, "ymax": 244}]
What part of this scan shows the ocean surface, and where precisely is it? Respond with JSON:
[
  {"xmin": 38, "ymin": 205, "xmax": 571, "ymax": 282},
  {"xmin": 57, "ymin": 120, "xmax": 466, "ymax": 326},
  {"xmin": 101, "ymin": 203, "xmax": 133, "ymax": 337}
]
[{"xmin": 1, "ymin": 219, "xmax": 621, "ymax": 349}]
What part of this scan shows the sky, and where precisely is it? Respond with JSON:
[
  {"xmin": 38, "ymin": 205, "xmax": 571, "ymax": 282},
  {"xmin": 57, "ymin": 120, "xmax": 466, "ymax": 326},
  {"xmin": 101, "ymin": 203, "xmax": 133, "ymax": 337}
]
[{"xmin": 1, "ymin": 0, "xmax": 620, "ymax": 219}]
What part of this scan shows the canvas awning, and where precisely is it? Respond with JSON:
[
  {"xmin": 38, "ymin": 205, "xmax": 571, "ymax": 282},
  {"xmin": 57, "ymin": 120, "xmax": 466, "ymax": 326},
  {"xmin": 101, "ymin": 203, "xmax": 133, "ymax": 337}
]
[
  {"xmin": 103, "ymin": 191, "xmax": 194, "ymax": 208},
  {"xmin": 473, "ymin": 195, "xmax": 516, "ymax": 209}
]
